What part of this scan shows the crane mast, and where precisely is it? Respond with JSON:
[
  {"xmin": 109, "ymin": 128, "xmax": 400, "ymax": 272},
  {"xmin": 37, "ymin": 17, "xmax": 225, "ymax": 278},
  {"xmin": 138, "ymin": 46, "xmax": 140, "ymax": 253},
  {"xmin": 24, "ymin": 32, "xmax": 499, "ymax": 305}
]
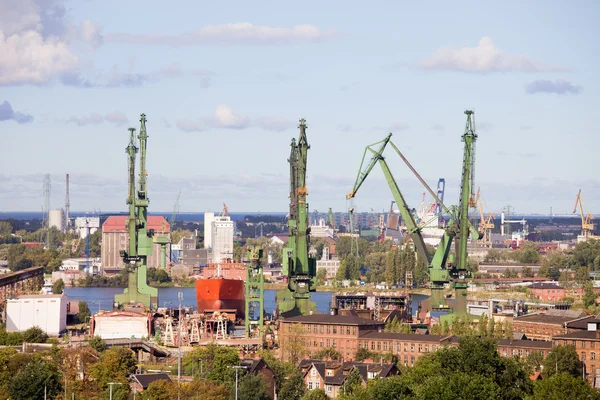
[
  {"xmin": 115, "ymin": 114, "xmax": 159, "ymax": 309},
  {"xmin": 277, "ymin": 119, "xmax": 317, "ymax": 316}
]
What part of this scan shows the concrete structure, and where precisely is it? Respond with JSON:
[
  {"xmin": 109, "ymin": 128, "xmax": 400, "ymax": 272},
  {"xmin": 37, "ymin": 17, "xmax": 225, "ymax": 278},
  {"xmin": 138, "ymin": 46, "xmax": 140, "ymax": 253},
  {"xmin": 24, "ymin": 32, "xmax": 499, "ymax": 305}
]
[
  {"xmin": 513, "ymin": 309, "xmax": 585, "ymax": 341},
  {"xmin": 101, "ymin": 216, "xmax": 170, "ymax": 275},
  {"xmin": 178, "ymin": 236, "xmax": 212, "ymax": 266},
  {"xmin": 91, "ymin": 310, "xmax": 152, "ymax": 339},
  {"xmin": 49, "ymin": 209, "xmax": 64, "ymax": 232},
  {"xmin": 310, "ymin": 219, "xmax": 335, "ymax": 239},
  {"xmin": 204, "ymin": 212, "xmax": 215, "ymax": 249},
  {"xmin": 6, "ymin": 294, "xmax": 67, "ymax": 335},
  {"xmin": 74, "ymin": 216, "xmax": 100, "ymax": 239},
  {"xmin": 299, "ymin": 359, "xmax": 399, "ymax": 398},
  {"xmin": 316, "ymin": 246, "xmax": 340, "ymax": 279},
  {"xmin": 211, "ymin": 216, "xmax": 234, "ymax": 263},
  {"xmin": 52, "ymin": 270, "xmax": 86, "ymax": 286},
  {"xmin": 59, "ymin": 257, "xmax": 100, "ymax": 271}
]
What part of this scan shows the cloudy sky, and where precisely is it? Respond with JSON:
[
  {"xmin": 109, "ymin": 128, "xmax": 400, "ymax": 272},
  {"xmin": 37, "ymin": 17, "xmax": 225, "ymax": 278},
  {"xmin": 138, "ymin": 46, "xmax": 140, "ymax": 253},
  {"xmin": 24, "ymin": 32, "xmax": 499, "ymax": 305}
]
[{"xmin": 1, "ymin": 0, "xmax": 598, "ymax": 215}]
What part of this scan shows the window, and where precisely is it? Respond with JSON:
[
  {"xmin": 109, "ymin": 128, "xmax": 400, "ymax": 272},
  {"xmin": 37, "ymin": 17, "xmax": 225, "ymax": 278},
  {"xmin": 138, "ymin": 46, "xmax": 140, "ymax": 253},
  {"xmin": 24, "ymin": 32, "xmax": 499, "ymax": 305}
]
[
  {"xmin": 333, "ymin": 340, "xmax": 337, "ymax": 347},
  {"xmin": 326, "ymin": 385, "xmax": 332, "ymax": 393},
  {"xmin": 418, "ymin": 344, "xmax": 423, "ymax": 353},
  {"xmin": 377, "ymin": 342, "xmax": 381, "ymax": 351},
  {"xmin": 396, "ymin": 343, "xmax": 401, "ymax": 352},
  {"xmin": 346, "ymin": 326, "xmax": 351, "ymax": 335},
  {"xmin": 352, "ymin": 327, "xmax": 357, "ymax": 335},
  {"xmin": 308, "ymin": 382, "xmax": 313, "ymax": 390},
  {"xmin": 327, "ymin": 339, "xmax": 331, "ymax": 347},
  {"xmin": 383, "ymin": 342, "xmax": 388, "ymax": 351},
  {"xmin": 410, "ymin": 356, "xmax": 415, "ymax": 366},
  {"xmin": 404, "ymin": 356, "xmax": 408, "ymax": 366},
  {"xmin": 333, "ymin": 327, "xmax": 337, "ymax": 334},
  {"xmin": 313, "ymin": 325, "xmax": 318, "ymax": 333},
  {"xmin": 411, "ymin": 344, "xmax": 415, "ymax": 352},
  {"xmin": 320, "ymin": 326, "xmax": 324, "ymax": 334},
  {"xmin": 371, "ymin": 341, "xmax": 375, "ymax": 350},
  {"xmin": 327, "ymin": 370, "xmax": 333, "ymax": 377},
  {"xmin": 592, "ymin": 342, "xmax": 595, "ymax": 349},
  {"xmin": 327, "ymin": 326, "xmax": 331, "ymax": 334},
  {"xmin": 425, "ymin": 345, "xmax": 429, "ymax": 352},
  {"xmin": 582, "ymin": 352, "xmax": 586, "ymax": 361},
  {"xmin": 582, "ymin": 341, "xmax": 586, "ymax": 349},
  {"xmin": 592, "ymin": 352, "xmax": 596, "ymax": 360},
  {"xmin": 320, "ymin": 340, "xmax": 324, "ymax": 347},
  {"xmin": 518, "ymin": 349, "xmax": 523, "ymax": 356},
  {"xmin": 311, "ymin": 369, "xmax": 316, "ymax": 376},
  {"xmin": 404, "ymin": 344, "xmax": 408, "ymax": 352}
]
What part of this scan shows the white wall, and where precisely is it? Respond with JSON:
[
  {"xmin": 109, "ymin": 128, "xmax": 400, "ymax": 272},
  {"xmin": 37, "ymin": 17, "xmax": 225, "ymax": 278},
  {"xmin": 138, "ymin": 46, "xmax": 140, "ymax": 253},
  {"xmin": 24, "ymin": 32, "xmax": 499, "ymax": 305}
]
[
  {"xmin": 204, "ymin": 212, "xmax": 215, "ymax": 249},
  {"xmin": 6, "ymin": 295, "xmax": 67, "ymax": 336},
  {"xmin": 212, "ymin": 217, "xmax": 233, "ymax": 263},
  {"xmin": 94, "ymin": 315, "xmax": 149, "ymax": 339}
]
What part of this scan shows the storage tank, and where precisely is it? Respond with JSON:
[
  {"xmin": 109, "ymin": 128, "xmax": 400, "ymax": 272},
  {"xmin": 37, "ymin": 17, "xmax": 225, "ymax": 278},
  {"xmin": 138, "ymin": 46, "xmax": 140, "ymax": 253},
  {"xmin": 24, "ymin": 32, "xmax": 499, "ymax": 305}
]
[{"xmin": 49, "ymin": 209, "xmax": 64, "ymax": 232}]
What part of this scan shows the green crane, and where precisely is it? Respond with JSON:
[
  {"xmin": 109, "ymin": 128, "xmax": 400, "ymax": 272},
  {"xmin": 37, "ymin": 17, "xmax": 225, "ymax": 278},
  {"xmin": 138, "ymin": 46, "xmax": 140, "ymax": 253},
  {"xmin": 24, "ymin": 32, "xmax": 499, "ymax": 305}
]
[
  {"xmin": 346, "ymin": 134, "xmax": 452, "ymax": 311},
  {"xmin": 245, "ymin": 246, "xmax": 264, "ymax": 339},
  {"xmin": 277, "ymin": 119, "xmax": 317, "ymax": 317},
  {"xmin": 115, "ymin": 114, "xmax": 159, "ymax": 310}
]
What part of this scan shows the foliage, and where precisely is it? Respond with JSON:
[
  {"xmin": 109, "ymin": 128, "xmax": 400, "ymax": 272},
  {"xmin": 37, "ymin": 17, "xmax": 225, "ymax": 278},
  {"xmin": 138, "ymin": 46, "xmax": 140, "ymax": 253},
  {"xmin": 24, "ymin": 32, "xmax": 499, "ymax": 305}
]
[
  {"xmin": 22, "ymin": 326, "xmax": 48, "ymax": 343},
  {"xmin": 518, "ymin": 242, "xmax": 540, "ymax": 264},
  {"xmin": 182, "ymin": 343, "xmax": 240, "ymax": 382},
  {"xmin": 8, "ymin": 356, "xmax": 62, "ymax": 400},
  {"xmin": 237, "ymin": 372, "xmax": 271, "ymax": 400},
  {"xmin": 530, "ymin": 372, "xmax": 600, "ymax": 400},
  {"xmin": 0, "ymin": 328, "xmax": 24, "ymax": 345},
  {"xmin": 147, "ymin": 267, "xmax": 172, "ymax": 284},
  {"xmin": 385, "ymin": 316, "xmax": 411, "ymax": 334},
  {"xmin": 339, "ymin": 368, "xmax": 363, "ymax": 398},
  {"xmin": 278, "ymin": 371, "xmax": 307, "ymax": 400},
  {"xmin": 525, "ymin": 351, "xmax": 545, "ymax": 373},
  {"xmin": 316, "ymin": 267, "xmax": 327, "ymax": 284},
  {"xmin": 484, "ymin": 249, "xmax": 504, "ymax": 264},
  {"xmin": 52, "ymin": 278, "xmax": 65, "ymax": 294},
  {"xmin": 583, "ymin": 281, "xmax": 597, "ymax": 308},
  {"xmin": 258, "ymin": 349, "xmax": 294, "ymax": 397},
  {"xmin": 0, "ymin": 221, "xmax": 13, "ymax": 236},
  {"xmin": 542, "ymin": 345, "xmax": 582, "ymax": 378},
  {"xmin": 141, "ymin": 379, "xmax": 174, "ymax": 400},
  {"xmin": 313, "ymin": 347, "xmax": 341, "ymax": 360},
  {"xmin": 354, "ymin": 347, "xmax": 375, "ymax": 362},
  {"xmin": 89, "ymin": 336, "xmax": 107, "ymax": 352},
  {"xmin": 78, "ymin": 267, "xmax": 129, "ymax": 287},
  {"xmin": 78, "ymin": 301, "xmax": 91, "ymax": 323},
  {"xmin": 283, "ymin": 324, "xmax": 307, "ymax": 365},
  {"xmin": 90, "ymin": 347, "xmax": 136, "ymax": 391},
  {"xmin": 301, "ymin": 388, "xmax": 329, "ymax": 400},
  {"xmin": 569, "ymin": 239, "xmax": 600, "ymax": 270}
]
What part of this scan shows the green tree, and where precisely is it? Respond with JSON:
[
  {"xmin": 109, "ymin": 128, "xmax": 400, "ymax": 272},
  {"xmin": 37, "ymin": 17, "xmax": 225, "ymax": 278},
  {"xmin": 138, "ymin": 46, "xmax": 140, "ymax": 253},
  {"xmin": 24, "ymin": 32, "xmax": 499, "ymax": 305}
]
[
  {"xmin": 542, "ymin": 345, "xmax": 582, "ymax": 378},
  {"xmin": 316, "ymin": 268, "xmax": 327, "ymax": 285},
  {"xmin": 22, "ymin": 326, "xmax": 48, "ymax": 343},
  {"xmin": 77, "ymin": 301, "xmax": 91, "ymax": 323},
  {"xmin": 141, "ymin": 379, "xmax": 174, "ymax": 400},
  {"xmin": 301, "ymin": 388, "xmax": 329, "ymax": 400},
  {"xmin": 365, "ymin": 375, "xmax": 411, "ymax": 400},
  {"xmin": 237, "ymin": 372, "xmax": 271, "ymax": 400},
  {"xmin": 583, "ymin": 281, "xmax": 597, "ymax": 308},
  {"xmin": 478, "ymin": 314, "xmax": 488, "ymax": 337},
  {"xmin": 283, "ymin": 324, "xmax": 307, "ymax": 365},
  {"xmin": 530, "ymin": 372, "xmax": 600, "ymax": 400},
  {"xmin": 278, "ymin": 371, "xmax": 306, "ymax": 400},
  {"xmin": 182, "ymin": 343, "xmax": 240, "ymax": 382},
  {"xmin": 525, "ymin": 351, "xmax": 545, "ymax": 373},
  {"xmin": 484, "ymin": 249, "xmax": 502, "ymax": 264},
  {"xmin": 313, "ymin": 347, "xmax": 341, "ymax": 360},
  {"xmin": 519, "ymin": 242, "xmax": 540, "ymax": 264},
  {"xmin": 89, "ymin": 336, "xmax": 107, "ymax": 353},
  {"xmin": 0, "ymin": 221, "xmax": 12, "ymax": 236},
  {"xmin": 576, "ymin": 266, "xmax": 591, "ymax": 288},
  {"xmin": 90, "ymin": 347, "xmax": 136, "ymax": 393},
  {"xmin": 8, "ymin": 357, "xmax": 62, "ymax": 400},
  {"xmin": 257, "ymin": 350, "xmax": 293, "ymax": 398},
  {"xmin": 354, "ymin": 347, "xmax": 374, "ymax": 362},
  {"xmin": 569, "ymin": 240, "xmax": 600, "ymax": 270},
  {"xmin": 522, "ymin": 265, "xmax": 534, "ymax": 278},
  {"xmin": 340, "ymin": 368, "xmax": 363, "ymax": 397},
  {"xmin": 336, "ymin": 259, "xmax": 349, "ymax": 282}
]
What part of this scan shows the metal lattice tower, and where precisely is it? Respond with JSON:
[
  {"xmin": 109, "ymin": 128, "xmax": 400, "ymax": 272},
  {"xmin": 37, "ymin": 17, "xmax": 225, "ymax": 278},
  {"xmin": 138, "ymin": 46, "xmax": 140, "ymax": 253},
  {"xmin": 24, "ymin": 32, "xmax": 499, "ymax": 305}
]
[
  {"xmin": 43, "ymin": 174, "xmax": 51, "ymax": 248},
  {"xmin": 245, "ymin": 246, "xmax": 264, "ymax": 340}
]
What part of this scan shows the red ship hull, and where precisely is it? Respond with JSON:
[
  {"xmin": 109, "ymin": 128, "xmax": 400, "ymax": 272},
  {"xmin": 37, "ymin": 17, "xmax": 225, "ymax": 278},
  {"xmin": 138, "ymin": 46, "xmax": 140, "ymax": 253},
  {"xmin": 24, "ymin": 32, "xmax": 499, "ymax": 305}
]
[{"xmin": 195, "ymin": 278, "xmax": 245, "ymax": 317}]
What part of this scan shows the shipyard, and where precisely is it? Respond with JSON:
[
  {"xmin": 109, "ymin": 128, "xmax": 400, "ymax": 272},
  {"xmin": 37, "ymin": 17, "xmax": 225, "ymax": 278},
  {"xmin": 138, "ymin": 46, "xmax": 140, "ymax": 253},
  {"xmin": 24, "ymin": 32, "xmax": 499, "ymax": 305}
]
[{"xmin": 1, "ymin": 1, "xmax": 599, "ymax": 399}]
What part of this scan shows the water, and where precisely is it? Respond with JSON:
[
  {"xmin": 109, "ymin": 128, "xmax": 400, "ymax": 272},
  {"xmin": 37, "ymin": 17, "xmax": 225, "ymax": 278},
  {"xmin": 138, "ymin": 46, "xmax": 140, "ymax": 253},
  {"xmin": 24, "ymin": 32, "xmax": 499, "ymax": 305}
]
[
  {"xmin": 64, "ymin": 287, "xmax": 334, "ymax": 315},
  {"xmin": 65, "ymin": 287, "xmax": 428, "ymax": 316}
]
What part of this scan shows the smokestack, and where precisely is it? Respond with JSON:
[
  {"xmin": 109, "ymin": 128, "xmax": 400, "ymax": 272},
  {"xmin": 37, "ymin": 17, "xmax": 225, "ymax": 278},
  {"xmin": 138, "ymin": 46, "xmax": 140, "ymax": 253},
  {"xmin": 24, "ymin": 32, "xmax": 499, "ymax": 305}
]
[{"xmin": 65, "ymin": 173, "xmax": 70, "ymax": 232}]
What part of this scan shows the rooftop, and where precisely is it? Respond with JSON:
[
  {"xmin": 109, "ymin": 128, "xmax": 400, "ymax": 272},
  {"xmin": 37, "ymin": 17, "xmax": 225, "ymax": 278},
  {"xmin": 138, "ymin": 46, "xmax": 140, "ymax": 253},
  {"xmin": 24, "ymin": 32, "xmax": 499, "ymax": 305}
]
[
  {"xmin": 103, "ymin": 215, "xmax": 169, "ymax": 233},
  {"xmin": 553, "ymin": 331, "xmax": 600, "ymax": 340},
  {"xmin": 529, "ymin": 283, "xmax": 564, "ymax": 290},
  {"xmin": 358, "ymin": 331, "xmax": 457, "ymax": 343},
  {"xmin": 514, "ymin": 310, "xmax": 584, "ymax": 325},
  {"xmin": 566, "ymin": 315, "xmax": 600, "ymax": 330},
  {"xmin": 496, "ymin": 339, "xmax": 553, "ymax": 349},
  {"xmin": 131, "ymin": 373, "xmax": 172, "ymax": 389},
  {"xmin": 282, "ymin": 314, "xmax": 384, "ymax": 327}
]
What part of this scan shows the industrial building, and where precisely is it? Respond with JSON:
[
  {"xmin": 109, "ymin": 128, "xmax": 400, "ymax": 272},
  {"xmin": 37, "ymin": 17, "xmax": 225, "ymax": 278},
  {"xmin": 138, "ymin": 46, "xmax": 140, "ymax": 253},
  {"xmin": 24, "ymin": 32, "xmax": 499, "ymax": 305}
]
[
  {"xmin": 310, "ymin": 218, "xmax": 335, "ymax": 238},
  {"xmin": 175, "ymin": 236, "xmax": 212, "ymax": 267},
  {"xmin": 74, "ymin": 216, "xmax": 100, "ymax": 238},
  {"xmin": 6, "ymin": 294, "xmax": 67, "ymax": 336},
  {"xmin": 91, "ymin": 310, "xmax": 152, "ymax": 339},
  {"xmin": 204, "ymin": 211, "xmax": 234, "ymax": 263},
  {"xmin": 49, "ymin": 209, "xmax": 65, "ymax": 232},
  {"xmin": 316, "ymin": 246, "xmax": 340, "ymax": 279},
  {"xmin": 101, "ymin": 216, "xmax": 170, "ymax": 275}
]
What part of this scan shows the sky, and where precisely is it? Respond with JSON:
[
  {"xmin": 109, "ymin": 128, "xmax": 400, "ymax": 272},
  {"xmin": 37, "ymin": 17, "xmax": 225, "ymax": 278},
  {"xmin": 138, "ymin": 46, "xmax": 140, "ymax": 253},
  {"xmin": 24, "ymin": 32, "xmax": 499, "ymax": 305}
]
[{"xmin": 0, "ymin": 0, "xmax": 598, "ymax": 216}]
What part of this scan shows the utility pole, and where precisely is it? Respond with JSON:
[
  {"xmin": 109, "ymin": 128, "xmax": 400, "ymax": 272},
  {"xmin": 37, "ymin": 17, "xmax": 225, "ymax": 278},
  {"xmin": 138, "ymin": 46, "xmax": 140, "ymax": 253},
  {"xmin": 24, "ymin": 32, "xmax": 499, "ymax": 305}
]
[
  {"xmin": 177, "ymin": 291, "xmax": 183, "ymax": 390},
  {"xmin": 228, "ymin": 366, "xmax": 247, "ymax": 400},
  {"xmin": 107, "ymin": 382, "xmax": 122, "ymax": 400}
]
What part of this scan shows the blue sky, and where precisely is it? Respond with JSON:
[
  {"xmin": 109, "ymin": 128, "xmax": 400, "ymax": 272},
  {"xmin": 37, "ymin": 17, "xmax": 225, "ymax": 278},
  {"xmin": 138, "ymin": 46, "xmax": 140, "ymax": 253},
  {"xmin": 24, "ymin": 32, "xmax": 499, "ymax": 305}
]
[{"xmin": 1, "ymin": 0, "xmax": 598, "ymax": 216}]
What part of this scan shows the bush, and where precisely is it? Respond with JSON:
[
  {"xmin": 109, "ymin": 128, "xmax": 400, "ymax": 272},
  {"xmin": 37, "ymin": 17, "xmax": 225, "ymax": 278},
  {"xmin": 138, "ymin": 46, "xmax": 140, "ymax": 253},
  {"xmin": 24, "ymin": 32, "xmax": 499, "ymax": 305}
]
[{"xmin": 23, "ymin": 326, "xmax": 47, "ymax": 343}]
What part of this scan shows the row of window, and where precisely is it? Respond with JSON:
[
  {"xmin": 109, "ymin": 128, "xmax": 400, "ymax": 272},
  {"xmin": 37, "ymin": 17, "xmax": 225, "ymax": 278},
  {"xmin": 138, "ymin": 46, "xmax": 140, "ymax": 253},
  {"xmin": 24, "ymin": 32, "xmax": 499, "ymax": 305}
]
[
  {"xmin": 287, "ymin": 324, "xmax": 358, "ymax": 336},
  {"xmin": 358, "ymin": 340, "xmax": 438, "ymax": 353},
  {"xmin": 581, "ymin": 352, "xmax": 597, "ymax": 361},
  {"xmin": 553, "ymin": 340, "xmax": 597, "ymax": 349},
  {"xmin": 500, "ymin": 348, "xmax": 549, "ymax": 358}
]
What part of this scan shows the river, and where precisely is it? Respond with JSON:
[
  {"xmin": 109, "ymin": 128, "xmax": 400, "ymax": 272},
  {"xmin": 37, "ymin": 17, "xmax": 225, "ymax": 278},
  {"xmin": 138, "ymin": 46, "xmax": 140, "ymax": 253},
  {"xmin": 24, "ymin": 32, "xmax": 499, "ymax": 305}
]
[{"xmin": 64, "ymin": 287, "xmax": 428, "ymax": 316}]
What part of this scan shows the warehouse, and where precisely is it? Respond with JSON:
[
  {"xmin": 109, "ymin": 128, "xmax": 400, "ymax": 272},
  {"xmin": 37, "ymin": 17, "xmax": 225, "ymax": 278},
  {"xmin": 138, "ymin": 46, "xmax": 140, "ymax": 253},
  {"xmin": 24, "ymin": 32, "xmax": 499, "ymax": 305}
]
[{"xmin": 6, "ymin": 294, "xmax": 68, "ymax": 336}]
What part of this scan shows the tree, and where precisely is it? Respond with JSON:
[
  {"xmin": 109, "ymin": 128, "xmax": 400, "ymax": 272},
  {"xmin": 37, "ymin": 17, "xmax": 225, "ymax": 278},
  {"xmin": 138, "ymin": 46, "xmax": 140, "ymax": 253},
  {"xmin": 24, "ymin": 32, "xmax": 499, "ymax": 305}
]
[
  {"xmin": 141, "ymin": 379, "xmax": 174, "ymax": 400},
  {"xmin": 283, "ymin": 324, "xmax": 307, "ymax": 365},
  {"xmin": 522, "ymin": 265, "xmax": 534, "ymax": 278},
  {"xmin": 8, "ymin": 357, "xmax": 62, "ymax": 400},
  {"xmin": 484, "ymin": 249, "xmax": 502, "ymax": 264},
  {"xmin": 314, "ymin": 347, "xmax": 341, "ymax": 361},
  {"xmin": 530, "ymin": 372, "xmax": 600, "ymax": 400},
  {"xmin": 22, "ymin": 326, "xmax": 47, "ymax": 343},
  {"xmin": 316, "ymin": 268, "xmax": 327, "ymax": 285},
  {"xmin": 525, "ymin": 351, "xmax": 545, "ymax": 373},
  {"xmin": 77, "ymin": 301, "xmax": 91, "ymax": 323},
  {"xmin": 0, "ymin": 221, "xmax": 12, "ymax": 236},
  {"xmin": 182, "ymin": 343, "xmax": 240, "ymax": 382},
  {"xmin": 279, "ymin": 371, "xmax": 307, "ymax": 400},
  {"xmin": 90, "ymin": 347, "xmax": 136, "ymax": 391},
  {"xmin": 354, "ymin": 347, "xmax": 374, "ymax": 362},
  {"xmin": 519, "ymin": 242, "xmax": 540, "ymax": 264},
  {"xmin": 301, "ymin": 388, "xmax": 329, "ymax": 400},
  {"xmin": 89, "ymin": 336, "xmax": 106, "ymax": 353},
  {"xmin": 365, "ymin": 375, "xmax": 411, "ymax": 400},
  {"xmin": 339, "ymin": 368, "xmax": 363, "ymax": 397},
  {"xmin": 336, "ymin": 259, "xmax": 349, "ymax": 282},
  {"xmin": 237, "ymin": 372, "xmax": 271, "ymax": 400},
  {"xmin": 583, "ymin": 281, "xmax": 597, "ymax": 308},
  {"xmin": 257, "ymin": 350, "xmax": 293, "ymax": 398},
  {"xmin": 542, "ymin": 345, "xmax": 582, "ymax": 378}
]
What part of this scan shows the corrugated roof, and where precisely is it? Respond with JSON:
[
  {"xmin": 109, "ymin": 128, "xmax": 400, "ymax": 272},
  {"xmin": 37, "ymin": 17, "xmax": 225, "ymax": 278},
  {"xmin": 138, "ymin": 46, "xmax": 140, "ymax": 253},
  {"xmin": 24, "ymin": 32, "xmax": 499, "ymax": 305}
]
[
  {"xmin": 529, "ymin": 283, "xmax": 564, "ymax": 290},
  {"xmin": 132, "ymin": 373, "xmax": 172, "ymax": 389},
  {"xmin": 496, "ymin": 339, "xmax": 552, "ymax": 349},
  {"xmin": 553, "ymin": 331, "xmax": 600, "ymax": 340},
  {"xmin": 566, "ymin": 315, "xmax": 600, "ymax": 329},
  {"xmin": 103, "ymin": 216, "xmax": 169, "ymax": 233},
  {"xmin": 359, "ymin": 331, "xmax": 455, "ymax": 343},
  {"xmin": 514, "ymin": 311, "xmax": 583, "ymax": 325},
  {"xmin": 283, "ymin": 314, "xmax": 384, "ymax": 326}
]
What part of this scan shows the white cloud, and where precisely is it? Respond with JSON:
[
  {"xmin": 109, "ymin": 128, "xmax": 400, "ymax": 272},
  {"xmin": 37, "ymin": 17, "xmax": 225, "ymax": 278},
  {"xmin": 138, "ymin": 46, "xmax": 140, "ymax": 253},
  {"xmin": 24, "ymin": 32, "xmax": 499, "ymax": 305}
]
[
  {"xmin": 106, "ymin": 23, "xmax": 336, "ymax": 46},
  {"xmin": 67, "ymin": 111, "xmax": 128, "ymax": 126},
  {"xmin": 78, "ymin": 20, "xmax": 103, "ymax": 49},
  {"xmin": 0, "ymin": 100, "xmax": 34, "ymax": 123},
  {"xmin": 525, "ymin": 79, "xmax": 582, "ymax": 95},
  {"xmin": 420, "ymin": 37, "xmax": 565, "ymax": 73},
  {"xmin": 176, "ymin": 105, "xmax": 293, "ymax": 133}
]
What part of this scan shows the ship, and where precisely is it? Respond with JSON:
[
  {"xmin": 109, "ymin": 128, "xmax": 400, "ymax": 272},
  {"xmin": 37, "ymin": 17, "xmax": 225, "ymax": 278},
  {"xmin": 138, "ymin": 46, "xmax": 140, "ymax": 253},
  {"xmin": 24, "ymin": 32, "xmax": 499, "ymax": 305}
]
[{"xmin": 195, "ymin": 264, "xmax": 245, "ymax": 318}]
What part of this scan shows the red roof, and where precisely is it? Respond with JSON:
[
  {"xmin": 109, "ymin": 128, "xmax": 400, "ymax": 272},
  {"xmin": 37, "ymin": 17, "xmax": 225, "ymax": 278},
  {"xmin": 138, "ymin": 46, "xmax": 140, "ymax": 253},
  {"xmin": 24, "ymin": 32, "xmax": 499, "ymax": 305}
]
[{"xmin": 103, "ymin": 216, "xmax": 170, "ymax": 233}]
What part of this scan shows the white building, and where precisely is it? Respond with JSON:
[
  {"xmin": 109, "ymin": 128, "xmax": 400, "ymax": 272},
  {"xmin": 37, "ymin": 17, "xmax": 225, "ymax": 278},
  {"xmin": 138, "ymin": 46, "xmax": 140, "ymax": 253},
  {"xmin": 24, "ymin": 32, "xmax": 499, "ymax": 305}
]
[
  {"xmin": 204, "ymin": 212, "xmax": 215, "ymax": 249},
  {"xmin": 74, "ymin": 217, "xmax": 100, "ymax": 239},
  {"xmin": 92, "ymin": 311, "xmax": 151, "ymax": 339},
  {"xmin": 6, "ymin": 294, "xmax": 67, "ymax": 336},
  {"xmin": 310, "ymin": 218, "xmax": 335, "ymax": 239},
  {"xmin": 59, "ymin": 257, "xmax": 100, "ymax": 272},
  {"xmin": 212, "ymin": 216, "xmax": 234, "ymax": 263},
  {"xmin": 49, "ymin": 209, "xmax": 64, "ymax": 232},
  {"xmin": 316, "ymin": 247, "xmax": 340, "ymax": 279}
]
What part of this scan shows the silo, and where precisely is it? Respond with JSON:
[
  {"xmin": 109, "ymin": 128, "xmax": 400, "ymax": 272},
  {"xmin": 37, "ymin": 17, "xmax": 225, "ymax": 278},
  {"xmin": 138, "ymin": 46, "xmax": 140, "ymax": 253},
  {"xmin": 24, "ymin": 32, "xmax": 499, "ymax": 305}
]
[{"xmin": 49, "ymin": 209, "xmax": 64, "ymax": 232}]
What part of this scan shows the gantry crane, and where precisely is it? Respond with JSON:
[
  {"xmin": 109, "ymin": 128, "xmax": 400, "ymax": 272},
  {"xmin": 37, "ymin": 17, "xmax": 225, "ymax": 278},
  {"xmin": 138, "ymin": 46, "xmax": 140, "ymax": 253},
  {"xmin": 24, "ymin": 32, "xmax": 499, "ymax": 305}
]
[
  {"xmin": 277, "ymin": 119, "xmax": 317, "ymax": 316},
  {"xmin": 574, "ymin": 189, "xmax": 597, "ymax": 240},
  {"xmin": 116, "ymin": 114, "xmax": 159, "ymax": 309},
  {"xmin": 477, "ymin": 192, "xmax": 495, "ymax": 248}
]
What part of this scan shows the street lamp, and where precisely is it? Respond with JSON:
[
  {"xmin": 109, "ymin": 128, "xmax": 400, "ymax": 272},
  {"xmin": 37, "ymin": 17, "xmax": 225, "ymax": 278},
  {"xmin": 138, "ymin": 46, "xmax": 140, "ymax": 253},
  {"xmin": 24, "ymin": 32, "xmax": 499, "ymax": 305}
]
[
  {"xmin": 107, "ymin": 382, "xmax": 123, "ymax": 400},
  {"xmin": 228, "ymin": 366, "xmax": 247, "ymax": 400},
  {"xmin": 92, "ymin": 300, "xmax": 102, "ymax": 314}
]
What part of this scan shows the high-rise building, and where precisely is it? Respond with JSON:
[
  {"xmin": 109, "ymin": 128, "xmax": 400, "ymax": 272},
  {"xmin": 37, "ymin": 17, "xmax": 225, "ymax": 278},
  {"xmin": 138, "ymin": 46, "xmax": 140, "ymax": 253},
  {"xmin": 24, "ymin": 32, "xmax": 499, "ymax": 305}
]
[
  {"xmin": 211, "ymin": 216, "xmax": 234, "ymax": 263},
  {"xmin": 204, "ymin": 212, "xmax": 215, "ymax": 249}
]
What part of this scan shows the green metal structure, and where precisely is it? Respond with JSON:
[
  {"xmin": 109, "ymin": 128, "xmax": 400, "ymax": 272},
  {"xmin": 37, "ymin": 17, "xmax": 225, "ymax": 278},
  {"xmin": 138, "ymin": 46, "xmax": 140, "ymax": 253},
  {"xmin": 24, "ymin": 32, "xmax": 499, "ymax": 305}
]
[
  {"xmin": 277, "ymin": 119, "xmax": 317, "ymax": 316},
  {"xmin": 346, "ymin": 134, "xmax": 452, "ymax": 311},
  {"xmin": 245, "ymin": 246, "xmax": 264, "ymax": 339},
  {"xmin": 115, "ymin": 114, "xmax": 159, "ymax": 310}
]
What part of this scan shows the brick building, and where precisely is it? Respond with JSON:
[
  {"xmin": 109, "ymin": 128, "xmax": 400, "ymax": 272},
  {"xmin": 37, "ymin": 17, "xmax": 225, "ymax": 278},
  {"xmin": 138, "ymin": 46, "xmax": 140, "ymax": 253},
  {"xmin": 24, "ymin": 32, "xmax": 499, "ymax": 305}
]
[
  {"xmin": 553, "ymin": 323, "xmax": 600, "ymax": 384},
  {"xmin": 528, "ymin": 282, "xmax": 566, "ymax": 301},
  {"xmin": 241, "ymin": 358, "xmax": 276, "ymax": 399},
  {"xmin": 101, "ymin": 216, "xmax": 170, "ymax": 275},
  {"xmin": 513, "ymin": 309, "xmax": 584, "ymax": 340},
  {"xmin": 496, "ymin": 338, "xmax": 552, "ymax": 359},
  {"xmin": 298, "ymin": 359, "xmax": 399, "ymax": 398}
]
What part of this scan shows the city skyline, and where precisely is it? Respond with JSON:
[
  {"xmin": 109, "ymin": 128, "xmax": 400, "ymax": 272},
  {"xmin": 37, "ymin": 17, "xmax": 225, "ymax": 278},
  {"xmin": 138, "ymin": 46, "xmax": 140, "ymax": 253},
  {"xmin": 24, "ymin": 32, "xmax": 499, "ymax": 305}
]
[{"xmin": 1, "ymin": 0, "xmax": 598, "ymax": 215}]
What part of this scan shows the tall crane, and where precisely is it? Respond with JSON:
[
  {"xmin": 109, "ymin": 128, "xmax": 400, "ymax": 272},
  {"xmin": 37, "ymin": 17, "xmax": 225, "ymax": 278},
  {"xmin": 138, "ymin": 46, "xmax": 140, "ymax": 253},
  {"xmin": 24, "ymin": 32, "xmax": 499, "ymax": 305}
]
[
  {"xmin": 327, "ymin": 207, "xmax": 335, "ymax": 229},
  {"xmin": 477, "ymin": 193, "xmax": 495, "ymax": 248},
  {"xmin": 277, "ymin": 119, "xmax": 317, "ymax": 316},
  {"xmin": 574, "ymin": 189, "xmax": 596, "ymax": 240},
  {"xmin": 115, "ymin": 115, "xmax": 159, "ymax": 309}
]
